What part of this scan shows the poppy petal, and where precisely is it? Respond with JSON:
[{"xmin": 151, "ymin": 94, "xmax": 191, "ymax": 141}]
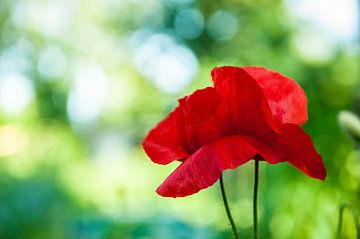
[
  {"xmin": 142, "ymin": 108, "xmax": 189, "ymax": 165},
  {"xmin": 243, "ymin": 66, "xmax": 308, "ymax": 125},
  {"xmin": 279, "ymin": 124, "xmax": 326, "ymax": 180},
  {"xmin": 156, "ymin": 135, "xmax": 289, "ymax": 197},
  {"xmin": 142, "ymin": 87, "xmax": 222, "ymax": 164},
  {"xmin": 211, "ymin": 66, "xmax": 281, "ymax": 141},
  {"xmin": 178, "ymin": 87, "xmax": 224, "ymax": 153}
]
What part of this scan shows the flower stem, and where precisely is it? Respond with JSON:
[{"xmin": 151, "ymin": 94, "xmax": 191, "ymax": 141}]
[
  {"xmin": 253, "ymin": 160, "xmax": 259, "ymax": 239},
  {"xmin": 220, "ymin": 174, "xmax": 239, "ymax": 239},
  {"xmin": 337, "ymin": 203, "xmax": 360, "ymax": 239}
]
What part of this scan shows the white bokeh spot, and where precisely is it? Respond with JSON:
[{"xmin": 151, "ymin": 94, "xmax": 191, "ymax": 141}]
[
  {"xmin": 0, "ymin": 73, "xmax": 34, "ymax": 116},
  {"xmin": 67, "ymin": 63, "xmax": 109, "ymax": 126},
  {"xmin": 132, "ymin": 32, "xmax": 198, "ymax": 93}
]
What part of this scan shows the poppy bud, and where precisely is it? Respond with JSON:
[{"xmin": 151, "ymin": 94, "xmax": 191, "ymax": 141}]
[{"xmin": 338, "ymin": 110, "xmax": 360, "ymax": 145}]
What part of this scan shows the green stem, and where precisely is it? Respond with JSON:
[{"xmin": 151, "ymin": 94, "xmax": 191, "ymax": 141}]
[
  {"xmin": 253, "ymin": 160, "xmax": 259, "ymax": 239},
  {"xmin": 220, "ymin": 174, "xmax": 239, "ymax": 239},
  {"xmin": 337, "ymin": 203, "xmax": 360, "ymax": 239}
]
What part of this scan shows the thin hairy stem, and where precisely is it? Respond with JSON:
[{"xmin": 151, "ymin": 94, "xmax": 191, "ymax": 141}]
[
  {"xmin": 220, "ymin": 174, "xmax": 239, "ymax": 239},
  {"xmin": 253, "ymin": 160, "xmax": 259, "ymax": 239}
]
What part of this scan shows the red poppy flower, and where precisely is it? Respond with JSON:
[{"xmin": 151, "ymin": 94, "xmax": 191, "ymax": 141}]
[{"xmin": 143, "ymin": 66, "xmax": 326, "ymax": 198}]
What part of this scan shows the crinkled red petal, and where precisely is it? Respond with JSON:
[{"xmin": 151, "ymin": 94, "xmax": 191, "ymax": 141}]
[
  {"xmin": 211, "ymin": 66, "xmax": 281, "ymax": 140},
  {"xmin": 157, "ymin": 135, "xmax": 290, "ymax": 197},
  {"xmin": 243, "ymin": 66, "xmax": 308, "ymax": 125},
  {"xmin": 142, "ymin": 108, "xmax": 189, "ymax": 165},
  {"xmin": 279, "ymin": 123, "xmax": 326, "ymax": 180},
  {"xmin": 142, "ymin": 87, "xmax": 223, "ymax": 164}
]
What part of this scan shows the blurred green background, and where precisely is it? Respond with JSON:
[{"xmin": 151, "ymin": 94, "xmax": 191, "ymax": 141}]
[{"xmin": 0, "ymin": 0, "xmax": 359, "ymax": 238}]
